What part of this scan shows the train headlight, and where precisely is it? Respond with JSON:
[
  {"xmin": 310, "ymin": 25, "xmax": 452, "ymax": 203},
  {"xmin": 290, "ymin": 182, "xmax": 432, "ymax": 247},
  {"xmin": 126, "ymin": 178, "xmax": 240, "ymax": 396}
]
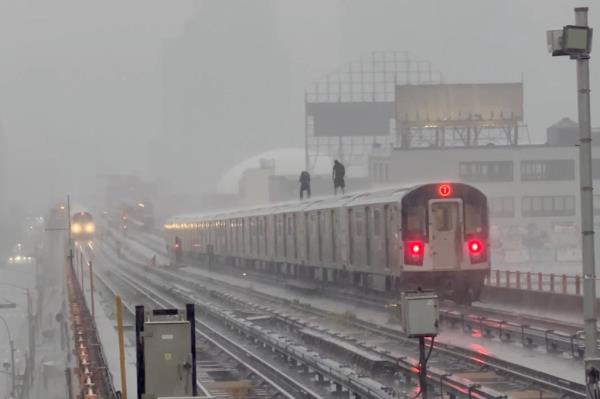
[
  {"xmin": 71, "ymin": 223, "xmax": 82, "ymax": 234},
  {"xmin": 84, "ymin": 223, "xmax": 95, "ymax": 234}
]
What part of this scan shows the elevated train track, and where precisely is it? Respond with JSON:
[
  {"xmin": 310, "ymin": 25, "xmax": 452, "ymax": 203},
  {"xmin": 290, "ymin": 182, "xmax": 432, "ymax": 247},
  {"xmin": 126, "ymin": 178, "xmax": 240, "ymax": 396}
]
[
  {"xmin": 88, "ymin": 243, "xmax": 326, "ymax": 399},
  {"xmin": 122, "ymin": 224, "xmax": 596, "ymax": 363},
  {"xmin": 101, "ymin": 229, "xmax": 585, "ymax": 399}
]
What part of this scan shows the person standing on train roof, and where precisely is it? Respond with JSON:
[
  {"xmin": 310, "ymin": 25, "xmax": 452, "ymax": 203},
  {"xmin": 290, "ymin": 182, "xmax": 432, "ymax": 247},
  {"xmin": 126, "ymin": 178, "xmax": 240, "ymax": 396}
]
[
  {"xmin": 333, "ymin": 160, "xmax": 346, "ymax": 195},
  {"xmin": 299, "ymin": 170, "xmax": 311, "ymax": 200}
]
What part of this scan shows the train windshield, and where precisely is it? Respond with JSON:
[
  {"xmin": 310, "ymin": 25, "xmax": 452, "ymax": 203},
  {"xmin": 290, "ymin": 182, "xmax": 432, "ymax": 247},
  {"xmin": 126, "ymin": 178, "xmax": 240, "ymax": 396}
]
[
  {"xmin": 403, "ymin": 205, "xmax": 427, "ymax": 239},
  {"xmin": 432, "ymin": 202, "xmax": 458, "ymax": 232},
  {"xmin": 465, "ymin": 198, "xmax": 487, "ymax": 236}
]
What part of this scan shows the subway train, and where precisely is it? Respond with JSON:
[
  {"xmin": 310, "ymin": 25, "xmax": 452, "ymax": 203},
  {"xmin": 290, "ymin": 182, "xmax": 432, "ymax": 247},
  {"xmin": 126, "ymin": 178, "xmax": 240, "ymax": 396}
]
[
  {"xmin": 118, "ymin": 199, "xmax": 155, "ymax": 231},
  {"xmin": 71, "ymin": 211, "xmax": 96, "ymax": 242},
  {"xmin": 164, "ymin": 183, "xmax": 490, "ymax": 302}
]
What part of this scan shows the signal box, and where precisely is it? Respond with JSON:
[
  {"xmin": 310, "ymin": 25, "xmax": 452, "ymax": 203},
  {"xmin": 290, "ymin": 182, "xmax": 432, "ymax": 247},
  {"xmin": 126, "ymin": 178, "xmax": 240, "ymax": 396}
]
[
  {"xmin": 136, "ymin": 305, "xmax": 197, "ymax": 399},
  {"xmin": 401, "ymin": 291, "xmax": 439, "ymax": 337}
]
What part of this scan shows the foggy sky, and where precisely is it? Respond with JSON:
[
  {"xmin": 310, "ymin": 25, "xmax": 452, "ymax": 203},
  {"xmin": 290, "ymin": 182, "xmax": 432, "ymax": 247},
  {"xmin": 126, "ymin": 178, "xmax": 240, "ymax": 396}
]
[{"xmin": 0, "ymin": 0, "xmax": 596, "ymax": 216}]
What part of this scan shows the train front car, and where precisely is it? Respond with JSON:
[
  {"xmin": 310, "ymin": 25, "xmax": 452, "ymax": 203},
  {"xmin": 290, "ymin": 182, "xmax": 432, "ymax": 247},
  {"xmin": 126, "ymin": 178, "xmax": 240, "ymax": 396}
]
[
  {"xmin": 71, "ymin": 211, "xmax": 96, "ymax": 242},
  {"xmin": 401, "ymin": 183, "xmax": 489, "ymax": 302}
]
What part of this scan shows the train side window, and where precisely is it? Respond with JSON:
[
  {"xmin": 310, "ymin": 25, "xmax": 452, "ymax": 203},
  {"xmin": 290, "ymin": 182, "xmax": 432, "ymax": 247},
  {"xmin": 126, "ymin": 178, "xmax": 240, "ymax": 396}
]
[
  {"xmin": 373, "ymin": 209, "xmax": 382, "ymax": 236},
  {"xmin": 355, "ymin": 211, "xmax": 363, "ymax": 236},
  {"xmin": 465, "ymin": 202, "xmax": 485, "ymax": 235},
  {"xmin": 405, "ymin": 206, "xmax": 426, "ymax": 234}
]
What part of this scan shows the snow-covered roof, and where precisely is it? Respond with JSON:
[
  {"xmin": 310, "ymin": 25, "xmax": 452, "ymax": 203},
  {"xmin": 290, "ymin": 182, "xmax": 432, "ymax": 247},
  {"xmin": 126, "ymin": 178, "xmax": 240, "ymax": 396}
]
[{"xmin": 166, "ymin": 184, "xmax": 426, "ymax": 224}]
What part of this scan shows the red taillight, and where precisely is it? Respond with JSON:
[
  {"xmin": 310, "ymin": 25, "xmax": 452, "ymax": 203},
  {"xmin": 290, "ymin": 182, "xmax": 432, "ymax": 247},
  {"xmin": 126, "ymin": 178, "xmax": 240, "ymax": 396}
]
[
  {"xmin": 468, "ymin": 239, "xmax": 482, "ymax": 254},
  {"xmin": 405, "ymin": 241, "xmax": 424, "ymax": 266},
  {"xmin": 467, "ymin": 239, "xmax": 487, "ymax": 263},
  {"xmin": 410, "ymin": 242, "xmax": 423, "ymax": 255}
]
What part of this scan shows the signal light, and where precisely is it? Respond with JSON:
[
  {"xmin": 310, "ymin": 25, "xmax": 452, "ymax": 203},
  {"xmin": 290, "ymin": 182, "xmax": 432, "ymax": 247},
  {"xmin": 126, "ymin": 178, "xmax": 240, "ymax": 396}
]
[{"xmin": 438, "ymin": 184, "xmax": 452, "ymax": 197}]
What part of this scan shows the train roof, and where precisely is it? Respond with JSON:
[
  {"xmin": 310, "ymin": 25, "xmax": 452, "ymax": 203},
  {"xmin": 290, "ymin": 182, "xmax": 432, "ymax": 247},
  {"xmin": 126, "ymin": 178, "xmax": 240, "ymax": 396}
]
[{"xmin": 166, "ymin": 183, "xmax": 442, "ymax": 224}]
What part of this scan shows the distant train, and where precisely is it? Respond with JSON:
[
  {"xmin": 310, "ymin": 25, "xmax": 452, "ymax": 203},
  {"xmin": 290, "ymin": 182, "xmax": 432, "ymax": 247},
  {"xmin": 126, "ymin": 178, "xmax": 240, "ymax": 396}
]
[
  {"xmin": 71, "ymin": 211, "xmax": 96, "ymax": 242},
  {"xmin": 165, "ymin": 183, "xmax": 490, "ymax": 303},
  {"xmin": 119, "ymin": 200, "xmax": 154, "ymax": 231}
]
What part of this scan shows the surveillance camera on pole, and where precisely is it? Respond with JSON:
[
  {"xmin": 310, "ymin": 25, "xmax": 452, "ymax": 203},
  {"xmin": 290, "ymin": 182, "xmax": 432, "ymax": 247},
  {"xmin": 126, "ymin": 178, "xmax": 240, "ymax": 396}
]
[{"xmin": 547, "ymin": 8, "xmax": 599, "ymax": 399}]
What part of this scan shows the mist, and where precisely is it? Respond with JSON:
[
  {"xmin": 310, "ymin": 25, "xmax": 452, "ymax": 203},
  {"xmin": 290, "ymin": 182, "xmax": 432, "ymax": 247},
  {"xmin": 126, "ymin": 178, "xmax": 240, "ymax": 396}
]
[{"xmin": 0, "ymin": 0, "xmax": 596, "ymax": 221}]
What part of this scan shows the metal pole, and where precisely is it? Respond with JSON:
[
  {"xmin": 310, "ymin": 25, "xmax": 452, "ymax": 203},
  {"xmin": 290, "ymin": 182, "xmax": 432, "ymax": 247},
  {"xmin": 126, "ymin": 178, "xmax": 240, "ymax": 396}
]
[
  {"xmin": 115, "ymin": 296, "xmax": 128, "ymax": 399},
  {"xmin": 304, "ymin": 94, "xmax": 310, "ymax": 172},
  {"xmin": 67, "ymin": 195, "xmax": 72, "ymax": 266},
  {"xmin": 10, "ymin": 340, "xmax": 15, "ymax": 397},
  {"xmin": 80, "ymin": 254, "xmax": 84, "ymax": 291},
  {"xmin": 27, "ymin": 288, "xmax": 34, "ymax": 377},
  {"xmin": 574, "ymin": 7, "xmax": 598, "ymax": 362},
  {"xmin": 89, "ymin": 261, "xmax": 95, "ymax": 319},
  {"xmin": 419, "ymin": 336, "xmax": 428, "ymax": 399},
  {"xmin": 0, "ymin": 316, "xmax": 15, "ymax": 397}
]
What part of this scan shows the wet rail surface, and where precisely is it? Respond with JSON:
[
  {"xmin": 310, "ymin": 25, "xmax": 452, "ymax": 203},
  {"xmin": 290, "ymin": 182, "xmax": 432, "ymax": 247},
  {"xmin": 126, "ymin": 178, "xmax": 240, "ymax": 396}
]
[
  {"xmin": 87, "ymin": 244, "xmax": 324, "ymax": 399},
  {"xmin": 102, "ymin": 230, "xmax": 586, "ymax": 399}
]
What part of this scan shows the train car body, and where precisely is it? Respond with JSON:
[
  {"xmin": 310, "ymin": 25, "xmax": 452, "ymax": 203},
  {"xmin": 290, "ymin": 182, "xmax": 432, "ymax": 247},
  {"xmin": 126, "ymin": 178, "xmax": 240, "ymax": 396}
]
[
  {"xmin": 71, "ymin": 211, "xmax": 96, "ymax": 242},
  {"xmin": 165, "ymin": 183, "xmax": 489, "ymax": 302}
]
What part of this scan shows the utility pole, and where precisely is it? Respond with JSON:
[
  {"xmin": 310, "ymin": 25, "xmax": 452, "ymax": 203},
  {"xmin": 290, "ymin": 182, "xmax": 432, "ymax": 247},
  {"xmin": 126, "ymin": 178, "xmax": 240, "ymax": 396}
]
[
  {"xmin": 67, "ymin": 195, "xmax": 73, "ymax": 267},
  {"xmin": 548, "ymin": 7, "xmax": 597, "ymax": 395},
  {"xmin": 26, "ymin": 288, "xmax": 34, "ymax": 380},
  {"xmin": 0, "ymin": 316, "xmax": 15, "ymax": 397},
  {"xmin": 573, "ymin": 7, "xmax": 598, "ymax": 365},
  {"xmin": 10, "ymin": 340, "xmax": 15, "ymax": 397},
  {"xmin": 89, "ymin": 261, "xmax": 95, "ymax": 319}
]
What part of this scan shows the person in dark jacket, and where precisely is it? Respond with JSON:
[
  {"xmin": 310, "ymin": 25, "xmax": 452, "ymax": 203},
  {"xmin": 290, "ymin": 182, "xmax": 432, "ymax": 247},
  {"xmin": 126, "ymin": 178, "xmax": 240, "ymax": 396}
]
[
  {"xmin": 332, "ymin": 160, "xmax": 346, "ymax": 195},
  {"xmin": 299, "ymin": 170, "xmax": 311, "ymax": 199}
]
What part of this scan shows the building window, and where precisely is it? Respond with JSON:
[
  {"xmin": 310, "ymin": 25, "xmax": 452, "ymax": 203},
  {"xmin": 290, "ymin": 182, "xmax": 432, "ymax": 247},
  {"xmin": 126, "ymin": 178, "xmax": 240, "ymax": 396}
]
[
  {"xmin": 490, "ymin": 197, "xmax": 515, "ymax": 218},
  {"xmin": 594, "ymin": 195, "xmax": 600, "ymax": 215},
  {"xmin": 520, "ymin": 160, "xmax": 575, "ymax": 181},
  {"xmin": 593, "ymin": 159, "xmax": 600, "ymax": 180},
  {"xmin": 521, "ymin": 195, "xmax": 576, "ymax": 217},
  {"xmin": 459, "ymin": 161, "xmax": 513, "ymax": 182}
]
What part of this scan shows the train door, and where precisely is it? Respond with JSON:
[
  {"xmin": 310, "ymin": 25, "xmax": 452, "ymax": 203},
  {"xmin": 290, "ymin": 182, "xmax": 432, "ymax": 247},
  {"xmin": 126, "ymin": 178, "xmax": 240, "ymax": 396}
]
[{"xmin": 428, "ymin": 200, "xmax": 462, "ymax": 269}]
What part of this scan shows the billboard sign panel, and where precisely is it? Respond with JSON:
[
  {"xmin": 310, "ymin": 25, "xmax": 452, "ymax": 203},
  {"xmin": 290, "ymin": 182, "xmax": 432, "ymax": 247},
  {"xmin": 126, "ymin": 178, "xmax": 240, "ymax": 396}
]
[
  {"xmin": 306, "ymin": 101, "xmax": 395, "ymax": 137},
  {"xmin": 395, "ymin": 83, "xmax": 523, "ymax": 126}
]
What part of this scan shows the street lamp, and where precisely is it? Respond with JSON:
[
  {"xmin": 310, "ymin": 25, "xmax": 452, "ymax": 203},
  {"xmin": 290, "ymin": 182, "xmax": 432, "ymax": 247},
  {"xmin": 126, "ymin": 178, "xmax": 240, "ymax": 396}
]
[
  {"xmin": 547, "ymin": 7, "xmax": 598, "ymax": 394},
  {"xmin": 0, "ymin": 315, "xmax": 16, "ymax": 397},
  {"xmin": 0, "ymin": 283, "xmax": 35, "ymax": 371}
]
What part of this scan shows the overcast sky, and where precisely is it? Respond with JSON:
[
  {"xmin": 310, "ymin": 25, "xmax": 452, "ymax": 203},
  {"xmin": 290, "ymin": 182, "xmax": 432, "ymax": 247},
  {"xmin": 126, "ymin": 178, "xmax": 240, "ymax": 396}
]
[{"xmin": 0, "ymin": 0, "xmax": 596, "ymax": 215}]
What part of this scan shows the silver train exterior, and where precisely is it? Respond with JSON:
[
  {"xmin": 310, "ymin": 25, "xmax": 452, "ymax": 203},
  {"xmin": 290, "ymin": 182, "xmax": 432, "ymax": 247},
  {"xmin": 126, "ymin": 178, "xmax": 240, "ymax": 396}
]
[{"xmin": 164, "ymin": 183, "xmax": 490, "ymax": 302}]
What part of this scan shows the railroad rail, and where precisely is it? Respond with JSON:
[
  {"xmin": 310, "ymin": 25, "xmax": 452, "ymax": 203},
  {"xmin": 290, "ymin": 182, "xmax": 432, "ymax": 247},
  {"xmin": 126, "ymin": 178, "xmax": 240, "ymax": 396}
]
[
  {"xmin": 85, "ymin": 244, "xmax": 326, "ymax": 399},
  {"xmin": 111, "ymin": 226, "xmax": 597, "ymax": 363},
  {"xmin": 100, "ymin": 234, "xmax": 585, "ymax": 399}
]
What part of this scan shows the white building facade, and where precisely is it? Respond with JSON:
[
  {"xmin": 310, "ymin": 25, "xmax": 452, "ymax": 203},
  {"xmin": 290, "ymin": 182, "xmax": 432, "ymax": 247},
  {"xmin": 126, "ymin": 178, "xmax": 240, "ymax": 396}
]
[{"xmin": 368, "ymin": 143, "xmax": 600, "ymax": 271}]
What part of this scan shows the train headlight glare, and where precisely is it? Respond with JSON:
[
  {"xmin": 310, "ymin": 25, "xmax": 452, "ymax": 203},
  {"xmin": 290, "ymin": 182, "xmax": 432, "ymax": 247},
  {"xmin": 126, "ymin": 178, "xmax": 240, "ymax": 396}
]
[
  {"xmin": 84, "ymin": 223, "xmax": 95, "ymax": 234},
  {"xmin": 71, "ymin": 223, "xmax": 82, "ymax": 234}
]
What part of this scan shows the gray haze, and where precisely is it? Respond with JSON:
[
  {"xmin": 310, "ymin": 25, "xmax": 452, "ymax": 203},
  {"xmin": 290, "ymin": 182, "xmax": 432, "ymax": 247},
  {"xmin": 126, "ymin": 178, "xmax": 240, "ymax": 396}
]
[{"xmin": 0, "ymin": 0, "xmax": 596, "ymax": 219}]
